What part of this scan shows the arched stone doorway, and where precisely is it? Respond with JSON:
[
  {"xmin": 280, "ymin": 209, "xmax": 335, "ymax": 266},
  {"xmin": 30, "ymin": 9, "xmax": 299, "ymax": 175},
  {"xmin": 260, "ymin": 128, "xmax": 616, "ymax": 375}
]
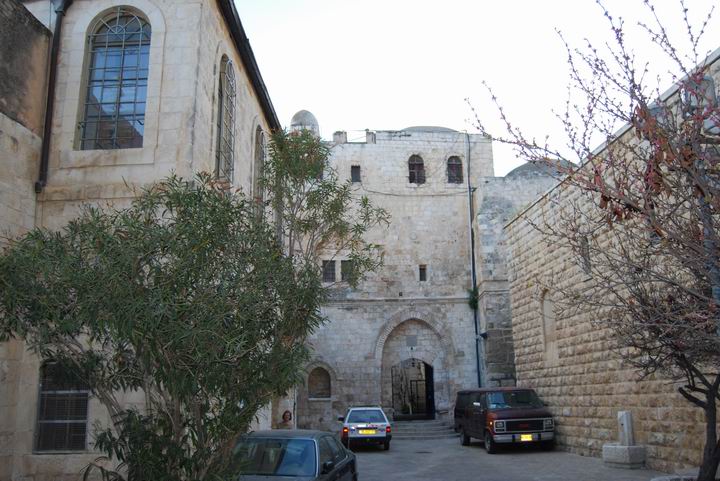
[{"xmin": 380, "ymin": 319, "xmax": 448, "ymax": 420}]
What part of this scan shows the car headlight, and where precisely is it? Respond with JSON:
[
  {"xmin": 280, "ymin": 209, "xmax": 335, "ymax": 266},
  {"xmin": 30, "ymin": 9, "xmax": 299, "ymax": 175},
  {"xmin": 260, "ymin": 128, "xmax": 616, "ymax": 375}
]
[
  {"xmin": 543, "ymin": 418, "xmax": 554, "ymax": 430},
  {"xmin": 494, "ymin": 420, "xmax": 506, "ymax": 432}
]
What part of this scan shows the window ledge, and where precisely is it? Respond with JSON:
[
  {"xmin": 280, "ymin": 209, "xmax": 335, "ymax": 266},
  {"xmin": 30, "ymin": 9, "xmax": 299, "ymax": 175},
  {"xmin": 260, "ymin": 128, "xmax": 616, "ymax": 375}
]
[
  {"xmin": 60, "ymin": 147, "xmax": 154, "ymax": 169},
  {"xmin": 308, "ymin": 397, "xmax": 332, "ymax": 402}
]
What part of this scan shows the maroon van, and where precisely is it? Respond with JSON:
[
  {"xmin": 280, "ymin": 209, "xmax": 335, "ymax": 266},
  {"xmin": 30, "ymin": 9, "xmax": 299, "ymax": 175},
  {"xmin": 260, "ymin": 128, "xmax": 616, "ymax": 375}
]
[{"xmin": 453, "ymin": 387, "xmax": 554, "ymax": 454}]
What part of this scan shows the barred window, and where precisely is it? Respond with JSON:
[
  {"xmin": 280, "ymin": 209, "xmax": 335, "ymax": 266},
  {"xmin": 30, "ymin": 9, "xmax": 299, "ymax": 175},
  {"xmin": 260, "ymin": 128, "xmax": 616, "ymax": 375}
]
[
  {"xmin": 253, "ymin": 126, "xmax": 266, "ymax": 204},
  {"xmin": 308, "ymin": 367, "xmax": 331, "ymax": 398},
  {"xmin": 36, "ymin": 363, "xmax": 89, "ymax": 452},
  {"xmin": 447, "ymin": 156, "xmax": 463, "ymax": 183},
  {"xmin": 79, "ymin": 8, "xmax": 151, "ymax": 150},
  {"xmin": 215, "ymin": 57, "xmax": 237, "ymax": 182},
  {"xmin": 408, "ymin": 155, "xmax": 426, "ymax": 184},
  {"xmin": 322, "ymin": 260, "xmax": 336, "ymax": 283}
]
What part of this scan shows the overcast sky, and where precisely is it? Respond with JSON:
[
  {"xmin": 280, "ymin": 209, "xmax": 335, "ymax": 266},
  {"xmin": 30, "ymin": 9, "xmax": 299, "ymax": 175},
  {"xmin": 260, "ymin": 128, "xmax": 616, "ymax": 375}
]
[{"xmin": 237, "ymin": 0, "xmax": 718, "ymax": 175}]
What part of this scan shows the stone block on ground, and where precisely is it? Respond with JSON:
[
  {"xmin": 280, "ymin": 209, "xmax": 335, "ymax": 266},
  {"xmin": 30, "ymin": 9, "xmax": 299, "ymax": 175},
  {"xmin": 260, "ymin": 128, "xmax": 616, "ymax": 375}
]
[{"xmin": 602, "ymin": 443, "xmax": 646, "ymax": 469}]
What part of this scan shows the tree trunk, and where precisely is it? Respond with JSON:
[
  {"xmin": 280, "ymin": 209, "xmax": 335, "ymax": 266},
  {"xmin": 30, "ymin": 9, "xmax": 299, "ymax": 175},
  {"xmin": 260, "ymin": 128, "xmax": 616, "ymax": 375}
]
[{"xmin": 698, "ymin": 389, "xmax": 720, "ymax": 481}]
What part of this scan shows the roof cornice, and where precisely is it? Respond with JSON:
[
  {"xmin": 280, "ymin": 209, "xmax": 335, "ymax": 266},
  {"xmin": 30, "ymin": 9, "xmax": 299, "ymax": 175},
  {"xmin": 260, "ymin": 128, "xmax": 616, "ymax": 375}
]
[{"xmin": 216, "ymin": 0, "xmax": 281, "ymax": 131}]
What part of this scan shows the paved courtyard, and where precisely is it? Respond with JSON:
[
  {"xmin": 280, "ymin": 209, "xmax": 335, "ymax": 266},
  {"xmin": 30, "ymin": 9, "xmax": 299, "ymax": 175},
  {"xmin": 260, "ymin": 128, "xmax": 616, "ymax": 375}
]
[{"xmin": 354, "ymin": 437, "xmax": 664, "ymax": 481}]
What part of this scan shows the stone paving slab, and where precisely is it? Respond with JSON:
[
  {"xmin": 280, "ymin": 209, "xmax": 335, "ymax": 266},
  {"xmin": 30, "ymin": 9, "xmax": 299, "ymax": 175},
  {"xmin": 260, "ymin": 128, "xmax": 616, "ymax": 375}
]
[{"xmin": 353, "ymin": 437, "xmax": 665, "ymax": 481}]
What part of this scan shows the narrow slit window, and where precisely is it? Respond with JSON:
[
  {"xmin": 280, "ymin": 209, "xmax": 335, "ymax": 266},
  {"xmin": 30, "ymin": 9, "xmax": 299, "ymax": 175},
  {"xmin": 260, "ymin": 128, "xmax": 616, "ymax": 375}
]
[
  {"xmin": 322, "ymin": 260, "xmax": 336, "ymax": 282},
  {"xmin": 79, "ymin": 8, "xmax": 151, "ymax": 150},
  {"xmin": 351, "ymin": 165, "xmax": 361, "ymax": 183},
  {"xmin": 36, "ymin": 363, "xmax": 89, "ymax": 452},
  {"xmin": 253, "ymin": 126, "xmax": 265, "ymax": 204},
  {"xmin": 447, "ymin": 156, "xmax": 463, "ymax": 183},
  {"xmin": 419, "ymin": 264, "xmax": 427, "ymax": 281}
]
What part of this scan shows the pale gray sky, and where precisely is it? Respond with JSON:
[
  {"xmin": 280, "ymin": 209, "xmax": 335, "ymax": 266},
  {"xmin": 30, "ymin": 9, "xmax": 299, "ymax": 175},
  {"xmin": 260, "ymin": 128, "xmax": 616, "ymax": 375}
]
[{"xmin": 237, "ymin": 0, "xmax": 718, "ymax": 175}]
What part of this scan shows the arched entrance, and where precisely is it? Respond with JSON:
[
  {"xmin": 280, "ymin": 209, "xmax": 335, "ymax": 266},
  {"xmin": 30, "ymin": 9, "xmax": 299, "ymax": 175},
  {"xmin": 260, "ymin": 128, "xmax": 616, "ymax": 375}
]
[
  {"xmin": 380, "ymin": 319, "xmax": 449, "ymax": 420},
  {"xmin": 391, "ymin": 358, "xmax": 435, "ymax": 420}
]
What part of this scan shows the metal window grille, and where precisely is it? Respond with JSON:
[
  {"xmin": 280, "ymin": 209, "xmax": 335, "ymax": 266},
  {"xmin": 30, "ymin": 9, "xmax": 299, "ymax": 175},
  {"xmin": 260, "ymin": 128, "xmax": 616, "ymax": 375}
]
[
  {"xmin": 350, "ymin": 165, "xmax": 361, "ymax": 183},
  {"xmin": 253, "ymin": 127, "xmax": 265, "ymax": 203},
  {"xmin": 79, "ymin": 8, "xmax": 151, "ymax": 150},
  {"xmin": 341, "ymin": 260, "xmax": 355, "ymax": 282},
  {"xmin": 322, "ymin": 260, "xmax": 336, "ymax": 282},
  {"xmin": 447, "ymin": 156, "xmax": 463, "ymax": 183},
  {"xmin": 36, "ymin": 364, "xmax": 89, "ymax": 452},
  {"xmin": 215, "ymin": 58, "xmax": 237, "ymax": 182},
  {"xmin": 419, "ymin": 265, "xmax": 427, "ymax": 281},
  {"xmin": 579, "ymin": 236, "xmax": 591, "ymax": 274},
  {"xmin": 408, "ymin": 155, "xmax": 426, "ymax": 184}
]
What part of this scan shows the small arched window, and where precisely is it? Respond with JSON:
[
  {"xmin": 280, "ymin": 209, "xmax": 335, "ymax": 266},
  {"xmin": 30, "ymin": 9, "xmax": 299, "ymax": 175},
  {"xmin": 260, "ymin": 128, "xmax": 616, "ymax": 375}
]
[
  {"xmin": 541, "ymin": 291, "xmax": 558, "ymax": 365},
  {"xmin": 79, "ymin": 8, "xmax": 151, "ymax": 150},
  {"xmin": 215, "ymin": 57, "xmax": 237, "ymax": 182},
  {"xmin": 308, "ymin": 367, "xmax": 331, "ymax": 399},
  {"xmin": 253, "ymin": 126, "xmax": 265, "ymax": 203},
  {"xmin": 447, "ymin": 156, "xmax": 463, "ymax": 183},
  {"xmin": 408, "ymin": 155, "xmax": 425, "ymax": 184}
]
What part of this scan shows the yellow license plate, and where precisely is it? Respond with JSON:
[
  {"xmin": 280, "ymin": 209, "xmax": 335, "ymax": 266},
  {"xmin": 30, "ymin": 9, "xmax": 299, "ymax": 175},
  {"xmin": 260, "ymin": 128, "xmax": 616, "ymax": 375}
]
[
  {"xmin": 520, "ymin": 434, "xmax": 533, "ymax": 442},
  {"xmin": 359, "ymin": 429, "xmax": 376, "ymax": 435}
]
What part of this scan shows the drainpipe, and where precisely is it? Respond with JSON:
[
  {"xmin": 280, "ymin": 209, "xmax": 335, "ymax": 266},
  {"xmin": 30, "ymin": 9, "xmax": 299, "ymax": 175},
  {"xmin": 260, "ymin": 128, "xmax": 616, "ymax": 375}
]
[
  {"xmin": 465, "ymin": 133, "xmax": 482, "ymax": 387},
  {"xmin": 35, "ymin": 0, "xmax": 74, "ymax": 194}
]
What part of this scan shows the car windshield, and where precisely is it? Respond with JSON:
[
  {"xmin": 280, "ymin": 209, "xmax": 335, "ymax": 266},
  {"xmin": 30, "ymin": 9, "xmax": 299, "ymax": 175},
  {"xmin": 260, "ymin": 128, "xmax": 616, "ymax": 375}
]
[
  {"xmin": 347, "ymin": 409, "xmax": 386, "ymax": 423},
  {"xmin": 487, "ymin": 390, "xmax": 543, "ymax": 409},
  {"xmin": 231, "ymin": 437, "xmax": 316, "ymax": 477}
]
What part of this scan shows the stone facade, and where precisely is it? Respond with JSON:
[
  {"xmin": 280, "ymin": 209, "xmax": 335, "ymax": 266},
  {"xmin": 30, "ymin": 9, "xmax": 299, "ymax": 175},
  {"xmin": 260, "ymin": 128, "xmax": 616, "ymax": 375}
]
[
  {"xmin": 0, "ymin": 1, "xmax": 278, "ymax": 479},
  {"xmin": 296, "ymin": 124, "xmax": 560, "ymax": 431},
  {"xmin": 504, "ymin": 53, "xmax": 720, "ymax": 473}
]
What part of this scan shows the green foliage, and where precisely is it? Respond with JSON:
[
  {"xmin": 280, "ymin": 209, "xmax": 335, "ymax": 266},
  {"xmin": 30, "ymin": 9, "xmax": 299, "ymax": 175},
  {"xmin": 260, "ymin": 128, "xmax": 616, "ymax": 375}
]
[
  {"xmin": 467, "ymin": 287, "xmax": 479, "ymax": 311},
  {"xmin": 0, "ymin": 174, "xmax": 323, "ymax": 480},
  {"xmin": 262, "ymin": 130, "xmax": 390, "ymax": 285}
]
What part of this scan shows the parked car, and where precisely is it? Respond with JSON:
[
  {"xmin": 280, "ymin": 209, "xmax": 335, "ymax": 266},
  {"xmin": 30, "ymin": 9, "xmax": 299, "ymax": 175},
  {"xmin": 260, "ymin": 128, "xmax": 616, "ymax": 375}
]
[
  {"xmin": 338, "ymin": 406, "xmax": 392, "ymax": 450},
  {"xmin": 454, "ymin": 387, "xmax": 554, "ymax": 454},
  {"xmin": 230, "ymin": 430, "xmax": 358, "ymax": 480}
]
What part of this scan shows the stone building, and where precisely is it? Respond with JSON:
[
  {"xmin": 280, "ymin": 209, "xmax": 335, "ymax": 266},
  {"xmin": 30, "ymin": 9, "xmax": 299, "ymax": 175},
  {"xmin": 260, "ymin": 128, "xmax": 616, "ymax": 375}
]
[
  {"xmin": 294, "ymin": 116, "xmax": 561, "ymax": 431},
  {"xmin": 504, "ymin": 50, "xmax": 720, "ymax": 472},
  {"xmin": 0, "ymin": 0, "xmax": 279, "ymax": 478}
]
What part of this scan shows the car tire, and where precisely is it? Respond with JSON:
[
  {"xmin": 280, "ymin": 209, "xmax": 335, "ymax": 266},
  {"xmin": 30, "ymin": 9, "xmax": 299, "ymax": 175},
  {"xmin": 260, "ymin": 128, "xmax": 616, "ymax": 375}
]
[
  {"xmin": 460, "ymin": 428, "xmax": 470, "ymax": 446},
  {"xmin": 541, "ymin": 439, "xmax": 555, "ymax": 451},
  {"xmin": 484, "ymin": 431, "xmax": 497, "ymax": 454},
  {"xmin": 383, "ymin": 440, "xmax": 390, "ymax": 451}
]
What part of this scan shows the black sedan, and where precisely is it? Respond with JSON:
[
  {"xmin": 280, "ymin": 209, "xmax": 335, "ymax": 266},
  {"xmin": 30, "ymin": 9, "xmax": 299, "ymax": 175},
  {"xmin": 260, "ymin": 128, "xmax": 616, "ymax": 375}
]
[{"xmin": 231, "ymin": 429, "xmax": 358, "ymax": 480}]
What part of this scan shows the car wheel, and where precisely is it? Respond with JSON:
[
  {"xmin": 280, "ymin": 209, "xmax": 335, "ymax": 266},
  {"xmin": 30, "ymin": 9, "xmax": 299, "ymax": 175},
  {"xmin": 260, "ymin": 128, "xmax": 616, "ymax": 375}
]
[
  {"xmin": 383, "ymin": 440, "xmax": 390, "ymax": 451},
  {"xmin": 484, "ymin": 431, "xmax": 497, "ymax": 454},
  {"xmin": 460, "ymin": 428, "xmax": 470, "ymax": 446},
  {"xmin": 541, "ymin": 439, "xmax": 555, "ymax": 451}
]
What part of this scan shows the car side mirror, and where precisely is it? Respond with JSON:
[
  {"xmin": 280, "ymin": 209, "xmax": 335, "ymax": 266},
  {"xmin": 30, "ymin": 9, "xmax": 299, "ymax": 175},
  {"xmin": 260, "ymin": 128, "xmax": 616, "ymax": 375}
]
[
  {"xmin": 337, "ymin": 416, "xmax": 345, "ymax": 422},
  {"xmin": 322, "ymin": 460, "xmax": 335, "ymax": 474}
]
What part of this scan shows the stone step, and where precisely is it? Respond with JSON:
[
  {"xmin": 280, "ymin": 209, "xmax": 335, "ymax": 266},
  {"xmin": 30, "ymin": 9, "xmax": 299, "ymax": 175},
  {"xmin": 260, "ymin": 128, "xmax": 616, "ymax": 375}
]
[
  {"xmin": 392, "ymin": 432, "xmax": 460, "ymax": 440},
  {"xmin": 392, "ymin": 420, "xmax": 450, "ymax": 427},
  {"xmin": 392, "ymin": 424, "xmax": 454, "ymax": 433}
]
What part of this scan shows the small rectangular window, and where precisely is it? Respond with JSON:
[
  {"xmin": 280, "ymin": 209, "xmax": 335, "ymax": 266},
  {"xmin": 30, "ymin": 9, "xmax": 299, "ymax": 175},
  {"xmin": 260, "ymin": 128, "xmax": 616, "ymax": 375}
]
[
  {"xmin": 419, "ymin": 265, "xmax": 427, "ymax": 282},
  {"xmin": 341, "ymin": 260, "xmax": 355, "ymax": 282},
  {"xmin": 36, "ymin": 364, "xmax": 89, "ymax": 452},
  {"xmin": 579, "ymin": 236, "xmax": 591, "ymax": 274},
  {"xmin": 351, "ymin": 165, "xmax": 361, "ymax": 183},
  {"xmin": 322, "ymin": 260, "xmax": 336, "ymax": 282}
]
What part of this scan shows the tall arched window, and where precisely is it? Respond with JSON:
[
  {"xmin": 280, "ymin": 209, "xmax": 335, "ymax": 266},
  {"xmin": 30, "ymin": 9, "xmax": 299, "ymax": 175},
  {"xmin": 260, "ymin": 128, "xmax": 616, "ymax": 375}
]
[
  {"xmin": 447, "ymin": 156, "xmax": 463, "ymax": 183},
  {"xmin": 308, "ymin": 367, "xmax": 331, "ymax": 399},
  {"xmin": 541, "ymin": 291, "xmax": 558, "ymax": 365},
  {"xmin": 215, "ymin": 57, "xmax": 237, "ymax": 182},
  {"xmin": 79, "ymin": 8, "xmax": 151, "ymax": 150},
  {"xmin": 408, "ymin": 155, "xmax": 425, "ymax": 184},
  {"xmin": 253, "ymin": 126, "xmax": 265, "ymax": 203}
]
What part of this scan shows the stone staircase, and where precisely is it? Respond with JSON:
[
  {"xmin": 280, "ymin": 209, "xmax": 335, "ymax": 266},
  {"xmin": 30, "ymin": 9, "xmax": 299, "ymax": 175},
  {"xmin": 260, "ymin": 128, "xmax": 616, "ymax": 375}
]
[{"xmin": 391, "ymin": 419, "xmax": 458, "ymax": 441}]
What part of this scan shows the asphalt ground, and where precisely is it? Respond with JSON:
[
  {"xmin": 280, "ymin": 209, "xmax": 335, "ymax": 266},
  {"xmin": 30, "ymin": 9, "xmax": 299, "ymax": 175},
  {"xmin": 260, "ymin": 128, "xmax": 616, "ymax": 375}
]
[{"xmin": 353, "ymin": 436, "xmax": 664, "ymax": 481}]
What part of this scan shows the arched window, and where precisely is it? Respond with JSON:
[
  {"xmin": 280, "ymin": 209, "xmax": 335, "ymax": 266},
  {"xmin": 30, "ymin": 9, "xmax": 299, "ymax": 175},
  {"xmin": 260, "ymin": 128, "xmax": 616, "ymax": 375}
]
[
  {"xmin": 79, "ymin": 8, "xmax": 151, "ymax": 150},
  {"xmin": 541, "ymin": 291, "xmax": 558, "ymax": 365},
  {"xmin": 308, "ymin": 367, "xmax": 331, "ymax": 398},
  {"xmin": 253, "ymin": 126, "xmax": 265, "ymax": 203},
  {"xmin": 408, "ymin": 155, "xmax": 425, "ymax": 184},
  {"xmin": 215, "ymin": 57, "xmax": 236, "ymax": 182},
  {"xmin": 447, "ymin": 156, "xmax": 463, "ymax": 183}
]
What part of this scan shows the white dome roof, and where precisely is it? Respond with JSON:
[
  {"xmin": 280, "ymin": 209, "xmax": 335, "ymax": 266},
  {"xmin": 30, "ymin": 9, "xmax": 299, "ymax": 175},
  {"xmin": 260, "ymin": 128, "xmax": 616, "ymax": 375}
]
[{"xmin": 290, "ymin": 110, "xmax": 319, "ymax": 135}]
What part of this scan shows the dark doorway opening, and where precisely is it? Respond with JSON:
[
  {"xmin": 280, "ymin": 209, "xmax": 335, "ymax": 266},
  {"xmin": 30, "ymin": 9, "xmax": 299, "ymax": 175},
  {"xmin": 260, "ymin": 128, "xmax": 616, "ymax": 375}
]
[{"xmin": 391, "ymin": 358, "xmax": 435, "ymax": 420}]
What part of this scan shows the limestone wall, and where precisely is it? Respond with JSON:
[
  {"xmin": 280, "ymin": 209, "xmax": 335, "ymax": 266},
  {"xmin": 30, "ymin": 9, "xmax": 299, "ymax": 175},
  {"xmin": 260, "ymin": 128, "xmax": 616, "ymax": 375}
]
[{"xmin": 505, "ymin": 180, "xmax": 706, "ymax": 474}]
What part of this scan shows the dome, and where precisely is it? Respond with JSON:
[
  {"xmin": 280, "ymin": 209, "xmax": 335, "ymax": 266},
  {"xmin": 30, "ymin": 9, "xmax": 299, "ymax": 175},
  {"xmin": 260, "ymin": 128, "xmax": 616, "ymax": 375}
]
[
  {"xmin": 290, "ymin": 110, "xmax": 319, "ymax": 135},
  {"xmin": 402, "ymin": 126, "xmax": 457, "ymax": 133},
  {"xmin": 505, "ymin": 159, "xmax": 575, "ymax": 178}
]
